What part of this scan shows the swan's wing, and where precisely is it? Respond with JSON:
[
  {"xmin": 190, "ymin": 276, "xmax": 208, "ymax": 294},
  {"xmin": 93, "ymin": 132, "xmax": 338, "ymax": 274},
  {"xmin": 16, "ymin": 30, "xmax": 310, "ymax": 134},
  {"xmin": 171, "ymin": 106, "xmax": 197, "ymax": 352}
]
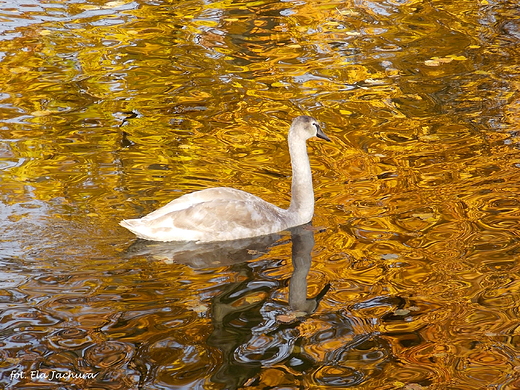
[
  {"xmin": 125, "ymin": 198, "xmax": 287, "ymax": 242},
  {"xmin": 156, "ymin": 199, "xmax": 285, "ymax": 233},
  {"xmin": 142, "ymin": 187, "xmax": 259, "ymax": 221}
]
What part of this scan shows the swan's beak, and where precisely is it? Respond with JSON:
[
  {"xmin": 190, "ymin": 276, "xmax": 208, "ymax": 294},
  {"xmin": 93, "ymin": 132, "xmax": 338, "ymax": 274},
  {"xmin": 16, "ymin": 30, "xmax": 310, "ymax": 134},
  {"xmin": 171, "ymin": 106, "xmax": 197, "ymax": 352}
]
[{"xmin": 316, "ymin": 125, "xmax": 331, "ymax": 142}]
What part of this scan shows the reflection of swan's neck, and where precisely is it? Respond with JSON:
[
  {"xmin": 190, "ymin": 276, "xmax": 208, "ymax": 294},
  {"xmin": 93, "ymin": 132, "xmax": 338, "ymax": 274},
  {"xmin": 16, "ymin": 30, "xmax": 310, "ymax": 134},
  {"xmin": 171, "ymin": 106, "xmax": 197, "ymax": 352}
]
[
  {"xmin": 287, "ymin": 130, "xmax": 314, "ymax": 223},
  {"xmin": 289, "ymin": 226, "xmax": 315, "ymax": 313}
]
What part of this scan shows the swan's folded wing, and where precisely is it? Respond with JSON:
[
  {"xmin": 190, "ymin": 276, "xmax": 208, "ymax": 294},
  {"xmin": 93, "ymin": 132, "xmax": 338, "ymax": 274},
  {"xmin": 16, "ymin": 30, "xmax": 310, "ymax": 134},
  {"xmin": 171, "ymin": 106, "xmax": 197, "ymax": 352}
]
[
  {"xmin": 142, "ymin": 187, "xmax": 262, "ymax": 221},
  {"xmin": 148, "ymin": 199, "xmax": 287, "ymax": 241}
]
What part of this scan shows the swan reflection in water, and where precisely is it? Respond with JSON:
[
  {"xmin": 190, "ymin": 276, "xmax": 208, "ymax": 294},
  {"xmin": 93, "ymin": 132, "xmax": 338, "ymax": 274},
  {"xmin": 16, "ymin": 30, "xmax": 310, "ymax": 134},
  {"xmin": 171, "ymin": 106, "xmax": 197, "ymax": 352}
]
[
  {"xmin": 127, "ymin": 225, "xmax": 382, "ymax": 390},
  {"xmin": 125, "ymin": 224, "xmax": 332, "ymax": 389},
  {"xmin": 125, "ymin": 223, "xmax": 329, "ymax": 315}
]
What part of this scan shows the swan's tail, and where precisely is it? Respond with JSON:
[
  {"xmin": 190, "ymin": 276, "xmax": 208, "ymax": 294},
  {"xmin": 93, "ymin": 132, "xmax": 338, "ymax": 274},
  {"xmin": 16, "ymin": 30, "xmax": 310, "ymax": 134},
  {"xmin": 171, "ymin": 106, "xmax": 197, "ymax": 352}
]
[{"xmin": 120, "ymin": 219, "xmax": 151, "ymax": 240}]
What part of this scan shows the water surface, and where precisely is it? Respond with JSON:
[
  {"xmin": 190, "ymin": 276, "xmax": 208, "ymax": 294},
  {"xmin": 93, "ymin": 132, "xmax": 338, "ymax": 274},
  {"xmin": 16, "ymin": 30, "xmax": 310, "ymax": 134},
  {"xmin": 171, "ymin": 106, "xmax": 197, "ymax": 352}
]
[{"xmin": 1, "ymin": 0, "xmax": 520, "ymax": 389}]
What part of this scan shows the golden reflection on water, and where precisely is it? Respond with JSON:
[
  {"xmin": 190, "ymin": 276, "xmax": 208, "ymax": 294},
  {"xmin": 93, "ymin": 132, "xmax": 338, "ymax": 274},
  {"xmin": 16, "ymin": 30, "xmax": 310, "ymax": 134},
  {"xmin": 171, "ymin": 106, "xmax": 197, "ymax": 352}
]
[{"xmin": 1, "ymin": 0, "xmax": 520, "ymax": 389}]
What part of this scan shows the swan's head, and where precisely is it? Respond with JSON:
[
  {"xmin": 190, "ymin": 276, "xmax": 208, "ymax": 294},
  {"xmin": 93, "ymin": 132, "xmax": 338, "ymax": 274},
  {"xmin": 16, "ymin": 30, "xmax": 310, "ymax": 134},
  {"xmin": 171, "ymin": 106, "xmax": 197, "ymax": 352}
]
[{"xmin": 291, "ymin": 115, "xmax": 331, "ymax": 142}]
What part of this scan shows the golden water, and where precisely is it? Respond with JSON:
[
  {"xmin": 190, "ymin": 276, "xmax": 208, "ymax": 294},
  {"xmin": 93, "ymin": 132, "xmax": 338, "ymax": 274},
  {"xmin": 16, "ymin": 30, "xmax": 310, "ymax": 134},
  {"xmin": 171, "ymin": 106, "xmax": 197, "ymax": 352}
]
[{"xmin": 1, "ymin": 0, "xmax": 519, "ymax": 389}]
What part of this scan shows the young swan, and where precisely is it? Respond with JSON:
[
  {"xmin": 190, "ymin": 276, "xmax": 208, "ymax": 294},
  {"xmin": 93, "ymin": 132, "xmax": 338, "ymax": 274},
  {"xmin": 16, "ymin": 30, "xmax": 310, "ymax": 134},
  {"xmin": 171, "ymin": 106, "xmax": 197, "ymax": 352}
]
[{"xmin": 120, "ymin": 116, "xmax": 330, "ymax": 242}]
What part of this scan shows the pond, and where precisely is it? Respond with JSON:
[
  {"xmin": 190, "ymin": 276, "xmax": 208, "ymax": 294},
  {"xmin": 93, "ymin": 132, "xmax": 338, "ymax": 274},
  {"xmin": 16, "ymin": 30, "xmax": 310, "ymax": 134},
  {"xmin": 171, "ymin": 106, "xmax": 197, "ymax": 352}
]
[{"xmin": 1, "ymin": 0, "xmax": 519, "ymax": 389}]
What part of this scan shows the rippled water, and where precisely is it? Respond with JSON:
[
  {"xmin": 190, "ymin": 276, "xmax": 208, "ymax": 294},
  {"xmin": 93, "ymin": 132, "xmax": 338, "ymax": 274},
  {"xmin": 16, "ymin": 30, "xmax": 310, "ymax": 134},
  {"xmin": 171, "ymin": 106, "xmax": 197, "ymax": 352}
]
[{"xmin": 1, "ymin": 0, "xmax": 519, "ymax": 389}]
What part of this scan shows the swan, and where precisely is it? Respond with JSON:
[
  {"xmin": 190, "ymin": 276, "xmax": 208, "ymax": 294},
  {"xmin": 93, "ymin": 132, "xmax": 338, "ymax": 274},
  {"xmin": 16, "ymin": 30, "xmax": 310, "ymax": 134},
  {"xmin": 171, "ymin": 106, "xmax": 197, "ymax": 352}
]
[{"xmin": 119, "ymin": 115, "xmax": 330, "ymax": 242}]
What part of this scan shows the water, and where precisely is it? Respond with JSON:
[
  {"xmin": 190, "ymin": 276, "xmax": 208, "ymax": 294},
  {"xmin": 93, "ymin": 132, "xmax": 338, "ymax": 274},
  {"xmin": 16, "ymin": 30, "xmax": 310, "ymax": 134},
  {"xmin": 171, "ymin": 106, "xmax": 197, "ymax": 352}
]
[{"xmin": 1, "ymin": 0, "xmax": 519, "ymax": 389}]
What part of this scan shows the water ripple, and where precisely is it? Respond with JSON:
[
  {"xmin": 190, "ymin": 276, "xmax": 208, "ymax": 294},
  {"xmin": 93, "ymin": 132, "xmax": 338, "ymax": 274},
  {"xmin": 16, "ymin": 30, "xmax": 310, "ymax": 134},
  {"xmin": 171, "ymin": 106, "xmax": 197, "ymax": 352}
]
[{"xmin": 84, "ymin": 341, "xmax": 133, "ymax": 369}]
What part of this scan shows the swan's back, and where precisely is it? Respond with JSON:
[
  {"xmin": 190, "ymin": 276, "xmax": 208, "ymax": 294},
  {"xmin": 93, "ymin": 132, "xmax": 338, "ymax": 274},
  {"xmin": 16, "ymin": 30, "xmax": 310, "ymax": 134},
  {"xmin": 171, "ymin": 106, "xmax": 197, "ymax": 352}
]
[{"xmin": 120, "ymin": 187, "xmax": 290, "ymax": 242}]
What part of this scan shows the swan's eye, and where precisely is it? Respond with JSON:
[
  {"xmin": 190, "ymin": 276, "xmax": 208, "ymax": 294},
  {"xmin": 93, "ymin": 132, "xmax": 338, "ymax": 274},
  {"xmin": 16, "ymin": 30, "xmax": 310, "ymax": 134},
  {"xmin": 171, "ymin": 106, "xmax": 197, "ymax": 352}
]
[{"xmin": 312, "ymin": 122, "xmax": 321, "ymax": 132}]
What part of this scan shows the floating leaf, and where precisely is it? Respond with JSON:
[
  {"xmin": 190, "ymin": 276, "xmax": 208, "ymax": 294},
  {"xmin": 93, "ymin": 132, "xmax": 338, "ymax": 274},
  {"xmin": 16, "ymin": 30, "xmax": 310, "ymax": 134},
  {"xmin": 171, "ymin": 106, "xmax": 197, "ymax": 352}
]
[
  {"xmin": 338, "ymin": 9, "xmax": 360, "ymax": 16},
  {"xmin": 103, "ymin": 0, "xmax": 127, "ymax": 8},
  {"xmin": 447, "ymin": 54, "xmax": 468, "ymax": 61},
  {"xmin": 425, "ymin": 56, "xmax": 454, "ymax": 66},
  {"xmin": 424, "ymin": 59, "xmax": 440, "ymax": 66},
  {"xmin": 192, "ymin": 304, "xmax": 208, "ymax": 313},
  {"xmin": 277, "ymin": 313, "xmax": 297, "ymax": 323},
  {"xmin": 435, "ymin": 57, "xmax": 454, "ymax": 63},
  {"xmin": 31, "ymin": 110, "xmax": 53, "ymax": 117},
  {"xmin": 364, "ymin": 78, "xmax": 385, "ymax": 85},
  {"xmin": 10, "ymin": 66, "xmax": 31, "ymax": 73},
  {"xmin": 405, "ymin": 384, "xmax": 428, "ymax": 390}
]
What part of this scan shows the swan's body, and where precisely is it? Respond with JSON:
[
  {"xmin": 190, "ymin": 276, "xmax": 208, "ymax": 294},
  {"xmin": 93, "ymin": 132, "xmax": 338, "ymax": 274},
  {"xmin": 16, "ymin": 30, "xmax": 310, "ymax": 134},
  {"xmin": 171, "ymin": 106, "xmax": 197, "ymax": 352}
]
[{"xmin": 120, "ymin": 116, "xmax": 330, "ymax": 242}]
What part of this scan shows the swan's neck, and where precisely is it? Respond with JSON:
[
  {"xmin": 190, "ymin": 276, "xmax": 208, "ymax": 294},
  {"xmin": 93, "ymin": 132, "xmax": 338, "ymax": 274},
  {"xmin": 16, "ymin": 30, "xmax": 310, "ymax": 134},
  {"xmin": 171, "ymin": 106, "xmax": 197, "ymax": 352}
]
[{"xmin": 287, "ymin": 131, "xmax": 314, "ymax": 223}]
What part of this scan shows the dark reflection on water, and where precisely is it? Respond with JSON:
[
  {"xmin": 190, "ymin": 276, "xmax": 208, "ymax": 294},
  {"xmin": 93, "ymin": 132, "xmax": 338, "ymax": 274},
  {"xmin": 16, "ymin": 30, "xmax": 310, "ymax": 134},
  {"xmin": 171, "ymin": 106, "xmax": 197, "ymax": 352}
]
[
  {"xmin": 122, "ymin": 225, "xmax": 334, "ymax": 388},
  {"xmin": 123, "ymin": 225, "xmax": 391, "ymax": 390},
  {"xmin": 0, "ymin": 220, "xmax": 402, "ymax": 389}
]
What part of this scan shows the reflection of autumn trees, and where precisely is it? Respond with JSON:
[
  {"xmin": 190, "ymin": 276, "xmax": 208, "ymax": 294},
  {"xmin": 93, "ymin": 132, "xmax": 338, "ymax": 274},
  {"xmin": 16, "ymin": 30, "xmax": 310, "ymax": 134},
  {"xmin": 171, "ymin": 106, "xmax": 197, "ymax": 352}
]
[
  {"xmin": 0, "ymin": 0, "xmax": 518, "ymax": 220},
  {"xmin": 0, "ymin": 1, "xmax": 519, "ymax": 389}
]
